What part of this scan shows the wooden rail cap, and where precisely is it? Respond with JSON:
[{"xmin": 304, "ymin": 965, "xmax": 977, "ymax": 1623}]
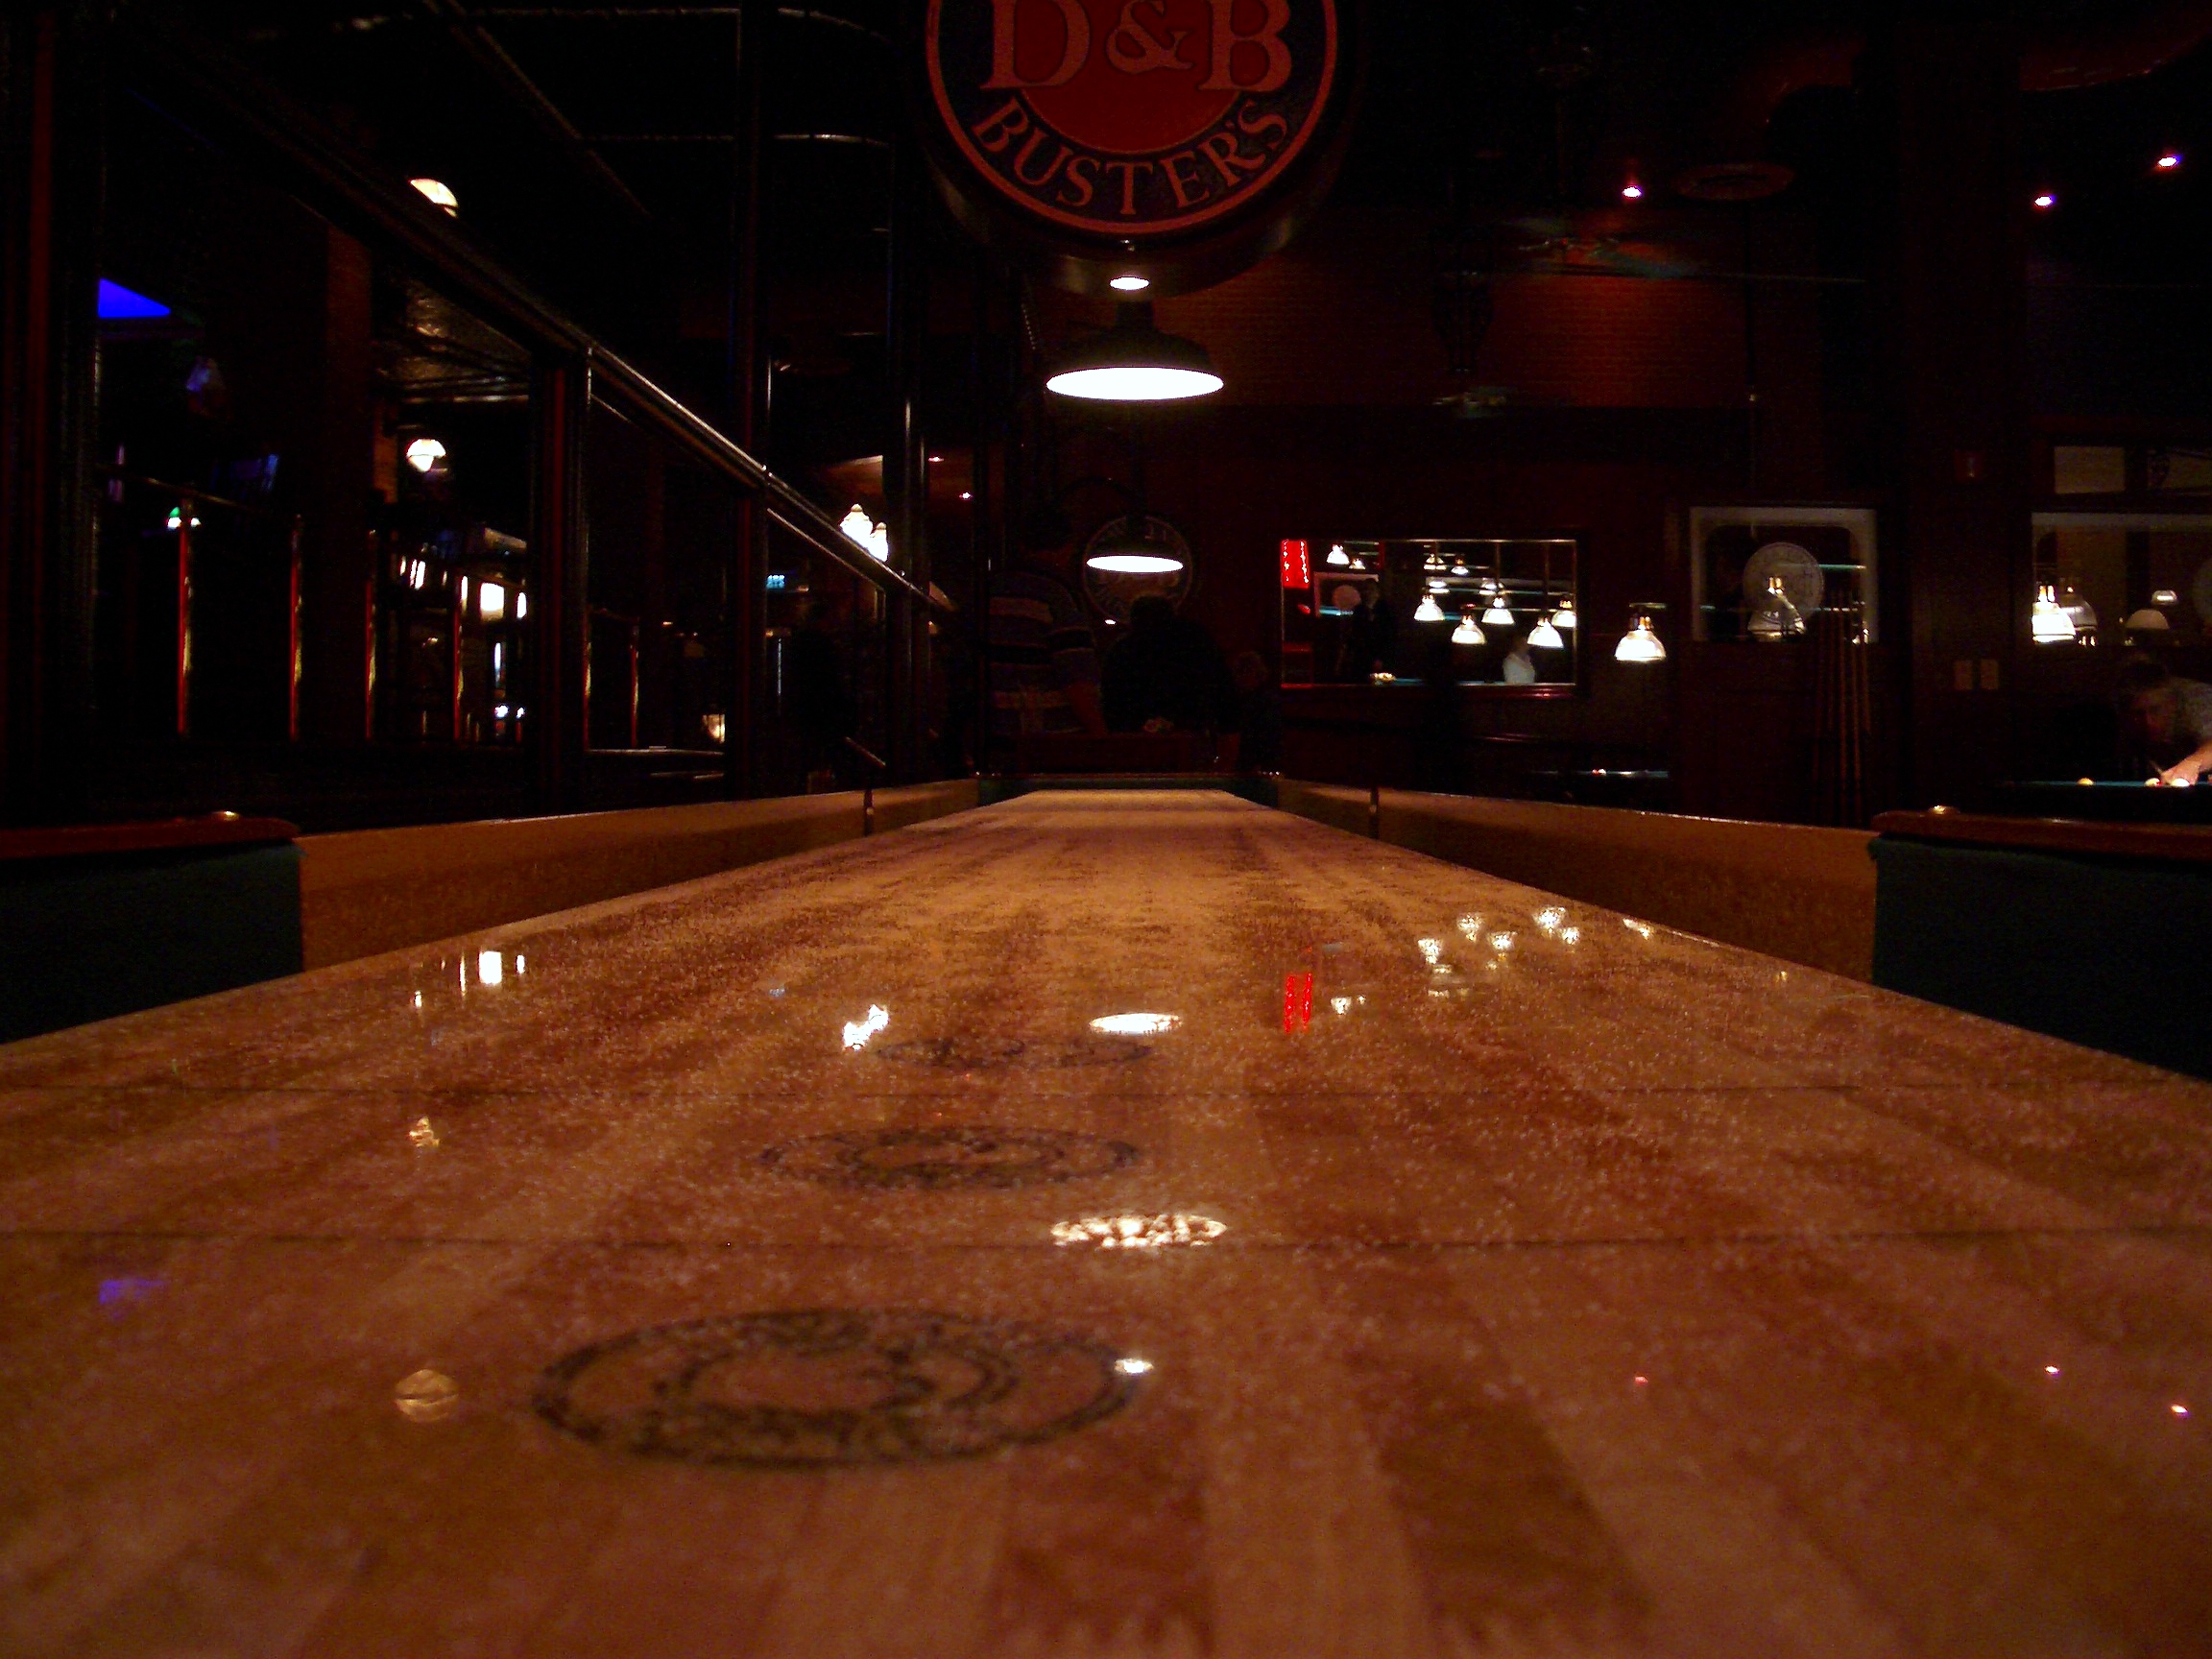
[
  {"xmin": 0, "ymin": 814, "xmax": 301, "ymax": 863},
  {"xmin": 1873, "ymin": 808, "xmax": 2212, "ymax": 865}
]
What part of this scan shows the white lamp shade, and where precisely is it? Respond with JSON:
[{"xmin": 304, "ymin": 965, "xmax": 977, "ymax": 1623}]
[
  {"xmin": 1615, "ymin": 617, "xmax": 1667, "ymax": 662},
  {"xmin": 1452, "ymin": 614, "xmax": 1485, "ymax": 646},
  {"xmin": 1527, "ymin": 619, "xmax": 1564, "ymax": 650},
  {"xmin": 1482, "ymin": 599, "xmax": 1514, "ymax": 626},
  {"xmin": 1414, "ymin": 594, "xmax": 1447, "ymax": 623},
  {"xmin": 2030, "ymin": 583, "xmax": 2077, "ymax": 643}
]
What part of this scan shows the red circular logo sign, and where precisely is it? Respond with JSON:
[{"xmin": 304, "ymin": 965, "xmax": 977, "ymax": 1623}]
[{"xmin": 926, "ymin": 0, "xmax": 1341, "ymax": 238}]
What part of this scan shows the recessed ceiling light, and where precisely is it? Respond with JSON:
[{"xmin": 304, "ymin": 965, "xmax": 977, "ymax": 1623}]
[{"xmin": 409, "ymin": 178, "xmax": 459, "ymax": 215}]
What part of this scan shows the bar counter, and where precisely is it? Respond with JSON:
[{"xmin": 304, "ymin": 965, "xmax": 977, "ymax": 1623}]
[{"xmin": 4, "ymin": 791, "xmax": 2210, "ymax": 1657}]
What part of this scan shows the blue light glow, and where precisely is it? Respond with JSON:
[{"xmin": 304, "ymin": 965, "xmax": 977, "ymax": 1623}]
[{"xmin": 98, "ymin": 279, "xmax": 171, "ymax": 321}]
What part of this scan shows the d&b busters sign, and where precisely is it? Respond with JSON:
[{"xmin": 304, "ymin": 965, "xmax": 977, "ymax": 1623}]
[{"xmin": 923, "ymin": 0, "xmax": 1350, "ymax": 285}]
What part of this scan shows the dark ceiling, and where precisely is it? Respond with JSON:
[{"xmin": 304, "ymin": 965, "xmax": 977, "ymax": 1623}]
[{"xmin": 135, "ymin": 0, "xmax": 2212, "ymax": 452}]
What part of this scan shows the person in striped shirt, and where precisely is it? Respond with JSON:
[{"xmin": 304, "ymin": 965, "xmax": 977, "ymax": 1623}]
[{"xmin": 988, "ymin": 506, "xmax": 1107, "ymax": 749}]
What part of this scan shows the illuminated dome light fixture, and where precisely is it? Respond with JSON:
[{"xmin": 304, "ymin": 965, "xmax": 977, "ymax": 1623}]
[
  {"xmin": 2153, "ymin": 588, "xmax": 2180, "ymax": 606},
  {"xmin": 404, "ymin": 437, "xmax": 447, "ymax": 473},
  {"xmin": 2156, "ymin": 152, "xmax": 2184, "ymax": 172},
  {"xmin": 2126, "ymin": 607, "xmax": 2172, "ymax": 633},
  {"xmin": 1615, "ymin": 605, "xmax": 1668, "ymax": 663},
  {"xmin": 2032, "ymin": 190, "xmax": 2057, "ymax": 211},
  {"xmin": 1450, "ymin": 562, "xmax": 1470, "ymax": 576},
  {"xmin": 410, "ymin": 178, "xmax": 459, "ymax": 215},
  {"xmin": 1414, "ymin": 593, "xmax": 1448, "ymax": 623},
  {"xmin": 2058, "ymin": 583, "xmax": 2098, "ymax": 644},
  {"xmin": 1046, "ymin": 302, "xmax": 1222, "ymax": 402},
  {"xmin": 2030, "ymin": 582, "xmax": 2077, "ymax": 643},
  {"xmin": 1527, "ymin": 615, "xmax": 1565, "ymax": 650},
  {"xmin": 1622, "ymin": 181, "xmax": 1645, "ymax": 201},
  {"xmin": 840, "ymin": 503, "xmax": 873, "ymax": 547},
  {"xmin": 1482, "ymin": 593, "xmax": 1515, "ymax": 628},
  {"xmin": 1325, "ymin": 543, "xmax": 1352, "ymax": 567},
  {"xmin": 866, "ymin": 521, "xmax": 891, "ymax": 563},
  {"xmin": 1452, "ymin": 611, "xmax": 1486, "ymax": 647},
  {"xmin": 1746, "ymin": 573, "xmax": 1807, "ymax": 640},
  {"xmin": 1086, "ymin": 516, "xmax": 1185, "ymax": 576},
  {"xmin": 1110, "ymin": 274, "xmax": 1151, "ymax": 292},
  {"xmin": 1551, "ymin": 598, "xmax": 1577, "ymax": 631}
]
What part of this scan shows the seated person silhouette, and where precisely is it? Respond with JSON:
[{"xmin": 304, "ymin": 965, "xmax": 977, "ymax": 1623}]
[{"xmin": 1102, "ymin": 595, "xmax": 1238, "ymax": 735}]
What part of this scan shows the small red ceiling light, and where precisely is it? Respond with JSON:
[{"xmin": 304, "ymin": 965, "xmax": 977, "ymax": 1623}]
[
  {"xmin": 2032, "ymin": 191, "xmax": 2057, "ymax": 210},
  {"xmin": 2156, "ymin": 152, "xmax": 2183, "ymax": 171},
  {"xmin": 1621, "ymin": 182, "xmax": 1644, "ymax": 201}
]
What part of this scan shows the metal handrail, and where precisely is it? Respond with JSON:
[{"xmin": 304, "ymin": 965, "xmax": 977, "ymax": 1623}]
[
  {"xmin": 586, "ymin": 350, "xmax": 952, "ymax": 613},
  {"xmin": 120, "ymin": 15, "xmax": 950, "ymax": 616}
]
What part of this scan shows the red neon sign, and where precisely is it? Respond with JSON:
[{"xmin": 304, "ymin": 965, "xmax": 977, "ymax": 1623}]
[{"xmin": 1280, "ymin": 539, "xmax": 1310, "ymax": 590}]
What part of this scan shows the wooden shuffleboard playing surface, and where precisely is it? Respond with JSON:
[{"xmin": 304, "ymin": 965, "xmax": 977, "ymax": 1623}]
[{"xmin": 3, "ymin": 791, "xmax": 2210, "ymax": 1657}]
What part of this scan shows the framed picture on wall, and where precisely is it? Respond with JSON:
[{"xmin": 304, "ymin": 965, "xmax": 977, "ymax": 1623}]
[{"xmin": 1688, "ymin": 506, "xmax": 1878, "ymax": 644}]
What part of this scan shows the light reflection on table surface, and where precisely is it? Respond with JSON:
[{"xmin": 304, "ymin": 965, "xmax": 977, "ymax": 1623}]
[{"xmin": 2, "ymin": 790, "xmax": 2209, "ymax": 1658}]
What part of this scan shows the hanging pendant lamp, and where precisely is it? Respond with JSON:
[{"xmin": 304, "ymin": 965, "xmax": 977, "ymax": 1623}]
[
  {"xmin": 2030, "ymin": 582, "xmax": 2077, "ymax": 644},
  {"xmin": 1046, "ymin": 303, "xmax": 1223, "ymax": 402},
  {"xmin": 1452, "ymin": 611, "xmax": 1486, "ymax": 646},
  {"xmin": 1527, "ymin": 616, "xmax": 1565, "ymax": 650},
  {"xmin": 1746, "ymin": 574, "xmax": 1806, "ymax": 640},
  {"xmin": 1483, "ymin": 594, "xmax": 1515, "ymax": 627},
  {"xmin": 1551, "ymin": 599, "xmax": 1576, "ymax": 631},
  {"xmin": 1615, "ymin": 606, "xmax": 1668, "ymax": 663},
  {"xmin": 1086, "ymin": 514, "xmax": 1185, "ymax": 575},
  {"xmin": 1415, "ymin": 593, "xmax": 1448, "ymax": 623}
]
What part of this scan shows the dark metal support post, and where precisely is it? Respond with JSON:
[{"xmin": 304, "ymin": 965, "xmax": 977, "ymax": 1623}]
[
  {"xmin": 885, "ymin": 139, "xmax": 930, "ymax": 781},
  {"xmin": 970, "ymin": 252, "xmax": 995, "ymax": 776},
  {"xmin": 0, "ymin": 3, "xmax": 104, "ymax": 824},
  {"xmin": 724, "ymin": 0, "xmax": 769, "ymax": 798},
  {"xmin": 532, "ymin": 356, "xmax": 589, "ymax": 811}
]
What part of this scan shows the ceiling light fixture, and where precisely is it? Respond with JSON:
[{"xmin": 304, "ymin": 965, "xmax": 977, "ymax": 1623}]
[
  {"xmin": 1086, "ymin": 516, "xmax": 1184, "ymax": 575},
  {"xmin": 1615, "ymin": 605, "xmax": 1667, "ymax": 663},
  {"xmin": 1415, "ymin": 593, "xmax": 1447, "ymax": 623},
  {"xmin": 1621, "ymin": 182, "xmax": 1644, "ymax": 201},
  {"xmin": 1326, "ymin": 544, "xmax": 1352, "ymax": 566},
  {"xmin": 2031, "ymin": 582, "xmax": 2076, "ymax": 643},
  {"xmin": 2156, "ymin": 152, "xmax": 2183, "ymax": 171},
  {"xmin": 1552, "ymin": 599, "xmax": 1576, "ymax": 631},
  {"xmin": 2032, "ymin": 191, "xmax": 2057, "ymax": 211},
  {"xmin": 840, "ymin": 504, "xmax": 874, "ymax": 546},
  {"xmin": 410, "ymin": 178, "xmax": 459, "ymax": 215},
  {"xmin": 404, "ymin": 437, "xmax": 447, "ymax": 473},
  {"xmin": 1110, "ymin": 275, "xmax": 1151, "ymax": 292},
  {"xmin": 1046, "ymin": 302, "xmax": 1222, "ymax": 402},
  {"xmin": 1483, "ymin": 594, "xmax": 1514, "ymax": 627},
  {"xmin": 1527, "ymin": 616, "xmax": 1565, "ymax": 650},
  {"xmin": 1452, "ymin": 611, "xmax": 1486, "ymax": 647}
]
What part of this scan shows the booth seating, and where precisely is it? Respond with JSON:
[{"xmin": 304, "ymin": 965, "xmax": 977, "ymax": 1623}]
[
  {"xmin": 1870, "ymin": 810, "xmax": 2212, "ymax": 1080},
  {"xmin": 0, "ymin": 815, "xmax": 302, "ymax": 1043}
]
